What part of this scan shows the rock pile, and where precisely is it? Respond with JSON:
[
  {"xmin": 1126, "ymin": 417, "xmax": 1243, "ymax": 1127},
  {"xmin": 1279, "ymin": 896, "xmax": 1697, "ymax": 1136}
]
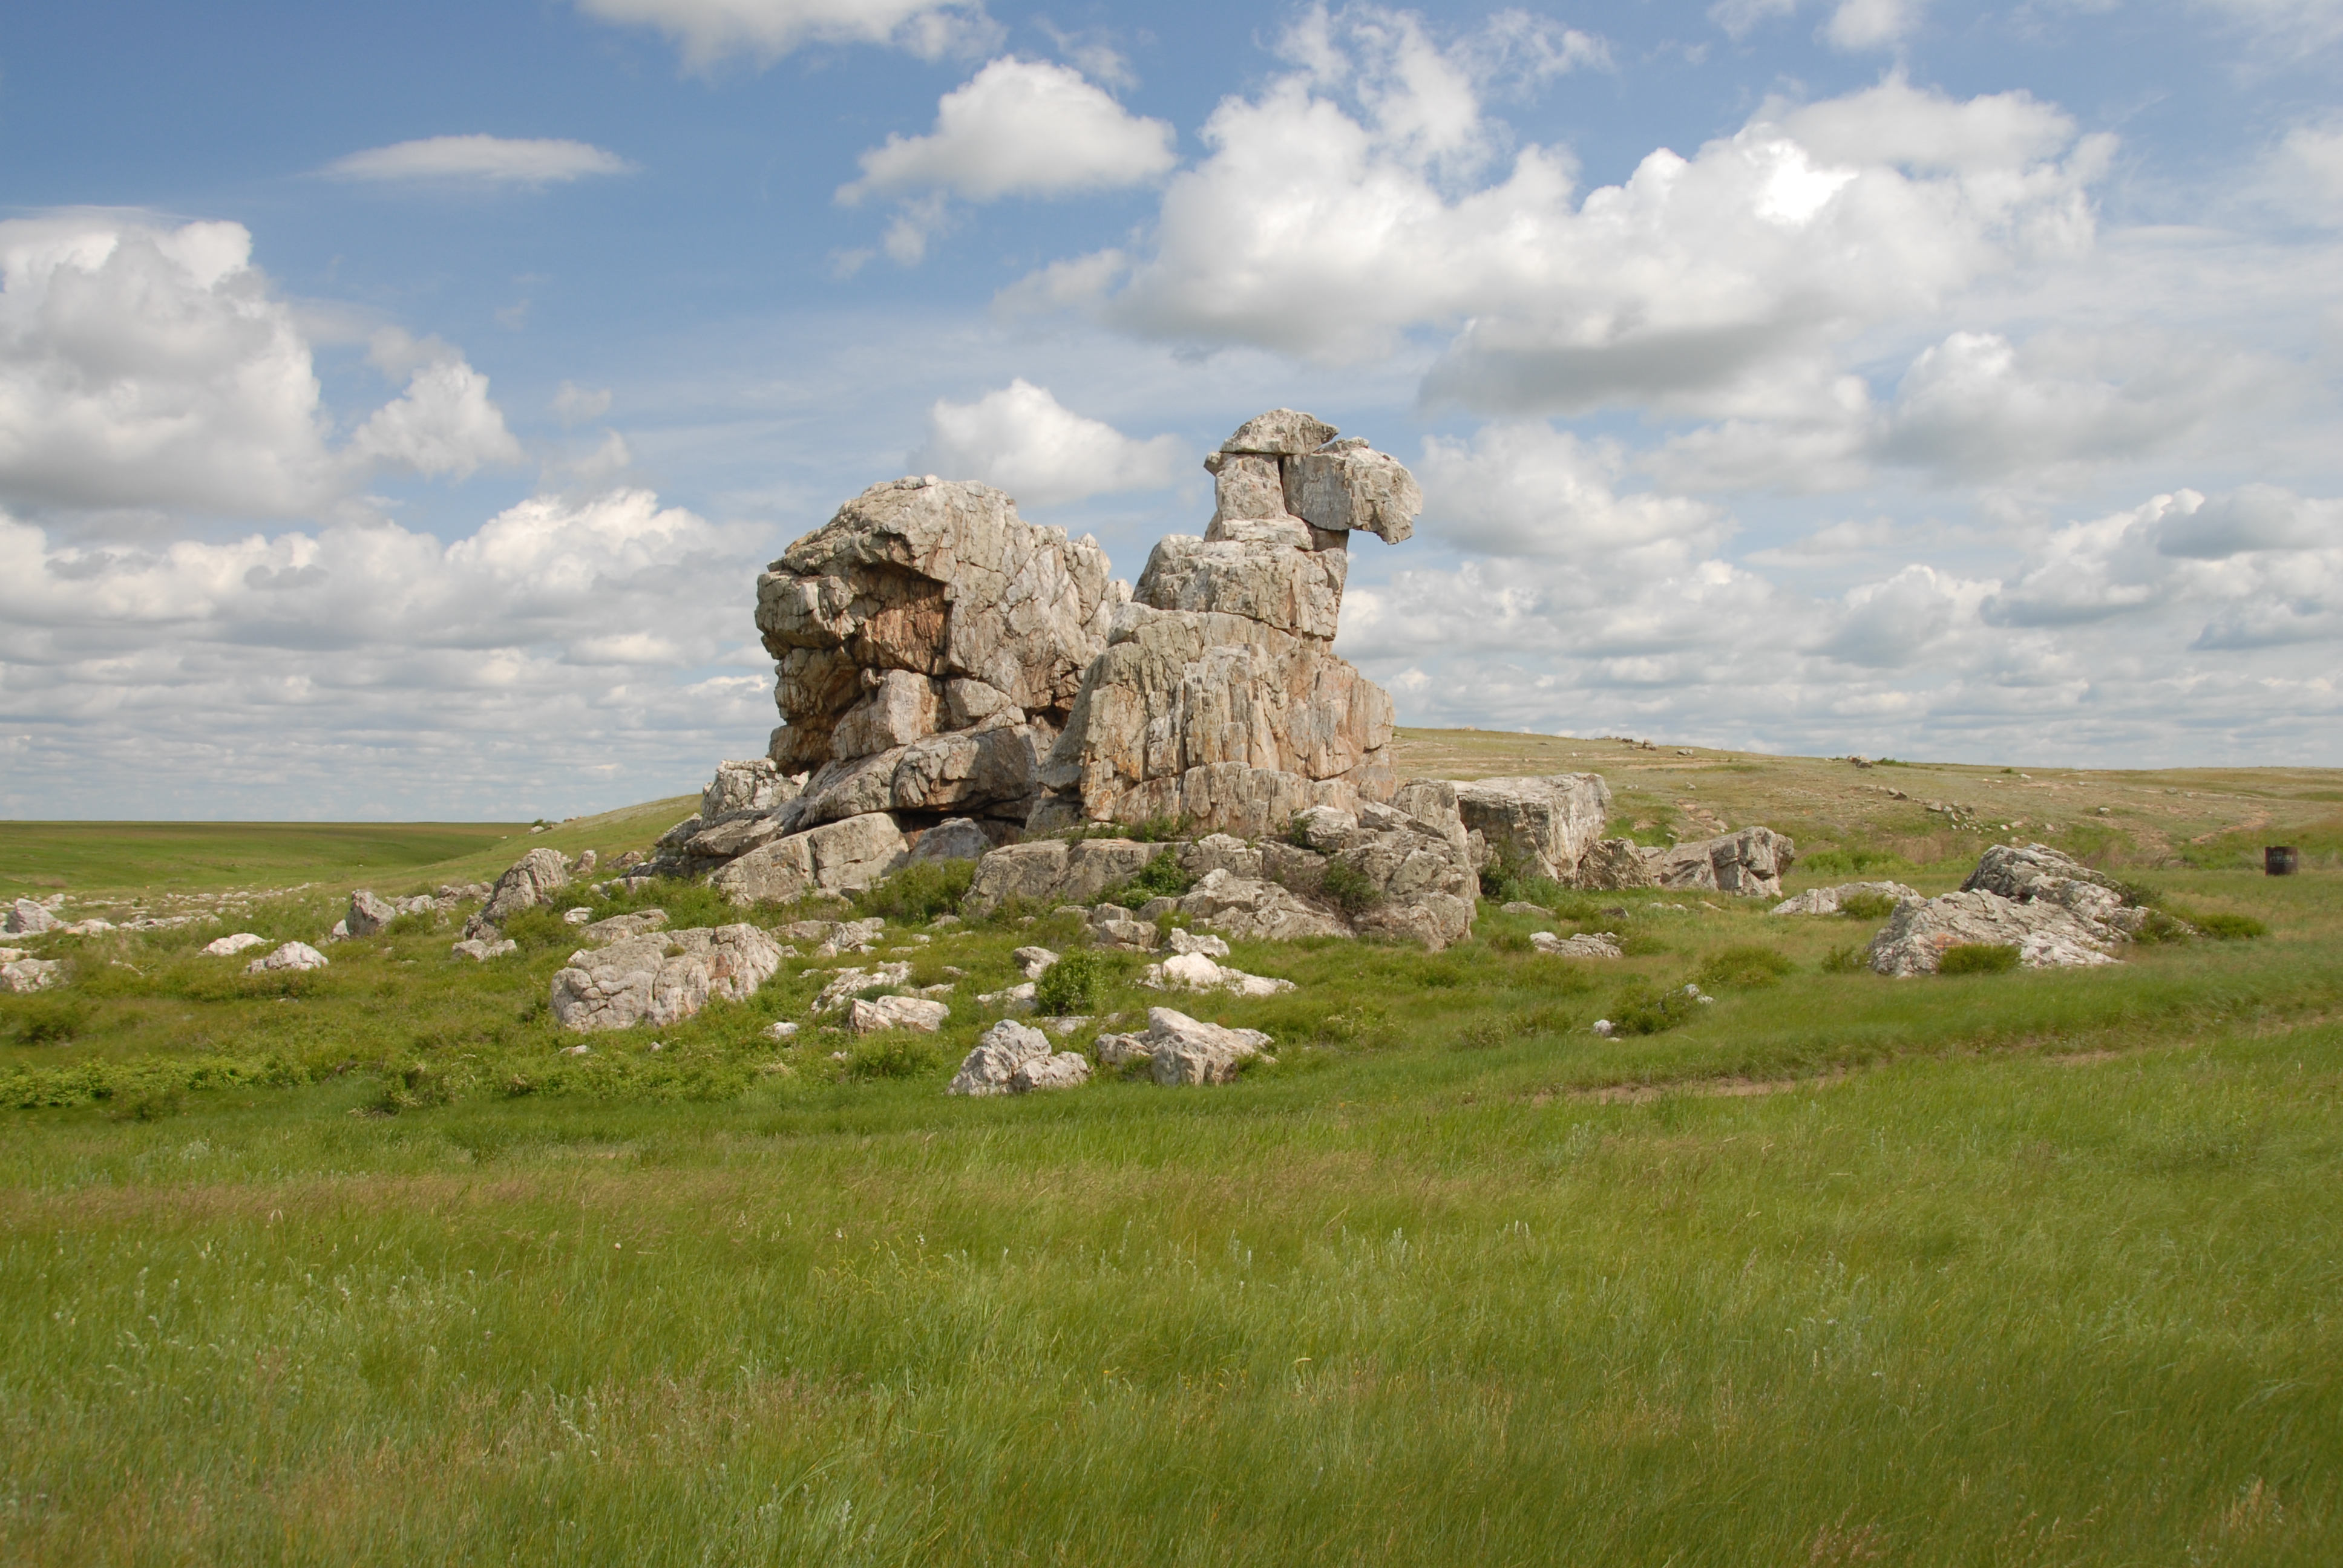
[
  {"xmin": 1866, "ymin": 843, "xmax": 2160, "ymax": 975},
  {"xmin": 947, "ymin": 1019, "xmax": 1092, "ymax": 1096},
  {"xmin": 1030, "ymin": 410, "xmax": 1419, "ymax": 837}
]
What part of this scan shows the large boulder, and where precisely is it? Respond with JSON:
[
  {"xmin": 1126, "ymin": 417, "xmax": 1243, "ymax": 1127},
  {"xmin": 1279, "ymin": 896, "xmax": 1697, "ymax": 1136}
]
[
  {"xmin": 1175, "ymin": 869, "xmax": 1351, "ymax": 942},
  {"xmin": 479, "ymin": 848, "xmax": 571, "ymax": 925},
  {"xmin": 959, "ymin": 837, "xmax": 1172, "ymax": 916},
  {"xmin": 1961, "ymin": 843, "xmax": 2150, "ymax": 934},
  {"xmin": 5, "ymin": 898, "xmax": 58, "ymax": 935},
  {"xmin": 1647, "ymin": 827, "xmax": 1796, "ymax": 899},
  {"xmin": 948, "ymin": 1019, "xmax": 1054, "ymax": 1096},
  {"xmin": 709, "ymin": 812, "xmax": 908, "ymax": 906},
  {"xmin": 1027, "ymin": 410, "xmax": 1419, "ymax": 837},
  {"xmin": 1092, "ymin": 1008, "xmax": 1274, "ymax": 1086},
  {"xmin": 701, "ymin": 758, "xmax": 800, "ymax": 819},
  {"xmin": 345, "ymin": 889, "xmax": 398, "ymax": 938},
  {"xmin": 549, "ymin": 924, "xmax": 785, "ymax": 1031},
  {"xmin": 246, "ymin": 941, "xmax": 329, "ymax": 975},
  {"xmin": 1866, "ymin": 890, "xmax": 2119, "ymax": 976},
  {"xmin": 1452, "ymin": 774, "xmax": 1613, "ymax": 884},
  {"xmin": 753, "ymin": 476, "xmax": 1120, "ymax": 820},
  {"xmin": 1, "ymin": 956, "xmax": 62, "ymax": 993},
  {"xmin": 1573, "ymin": 837, "xmax": 1657, "ymax": 891},
  {"xmin": 1771, "ymin": 881, "xmax": 1921, "ymax": 915}
]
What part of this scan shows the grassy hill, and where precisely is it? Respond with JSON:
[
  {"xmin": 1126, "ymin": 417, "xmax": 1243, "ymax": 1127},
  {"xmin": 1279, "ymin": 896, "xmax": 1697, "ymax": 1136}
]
[{"xmin": 1, "ymin": 734, "xmax": 2337, "ymax": 1563}]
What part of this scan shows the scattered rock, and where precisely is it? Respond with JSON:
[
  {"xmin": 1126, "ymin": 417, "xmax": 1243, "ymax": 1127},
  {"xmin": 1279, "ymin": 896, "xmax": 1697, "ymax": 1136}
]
[
  {"xmin": 948, "ymin": 1019, "xmax": 1052, "ymax": 1096},
  {"xmin": 1012, "ymin": 1051, "xmax": 1092, "ymax": 1091},
  {"xmin": 346, "ymin": 889, "xmax": 398, "ymax": 937},
  {"xmin": 1012, "ymin": 945, "xmax": 1060, "ymax": 978},
  {"xmin": 5, "ymin": 898, "xmax": 59, "ymax": 935},
  {"xmin": 765, "ymin": 1021, "xmax": 800, "ymax": 1041},
  {"xmin": 202, "ymin": 932, "xmax": 269, "ymax": 957},
  {"xmin": 246, "ymin": 941, "xmax": 329, "ymax": 975},
  {"xmin": 1573, "ymin": 838, "xmax": 1657, "ymax": 892},
  {"xmin": 1, "ymin": 957, "xmax": 62, "ymax": 993},
  {"xmin": 976, "ymin": 981, "xmax": 1039, "ymax": 1014},
  {"xmin": 1532, "ymin": 932, "xmax": 1622, "ymax": 959},
  {"xmin": 814, "ymin": 962, "xmax": 915, "ymax": 1013},
  {"xmin": 847, "ymin": 995, "xmax": 949, "ymax": 1034},
  {"xmin": 1770, "ymin": 881, "xmax": 1920, "ymax": 916},
  {"xmin": 549, "ymin": 924, "xmax": 785, "ymax": 1031},
  {"xmin": 1647, "ymin": 827, "xmax": 1797, "ymax": 899},
  {"xmin": 1164, "ymin": 929, "xmax": 1230, "ymax": 958},
  {"xmin": 562, "ymin": 907, "xmax": 595, "ymax": 925},
  {"xmin": 1867, "ymin": 844, "xmax": 2155, "ymax": 976},
  {"xmin": 1139, "ymin": 951, "xmax": 1295, "ymax": 996},
  {"xmin": 1107, "ymin": 1007, "xmax": 1275, "ymax": 1086},
  {"xmin": 477, "ymin": 849, "xmax": 571, "ymax": 928},
  {"xmin": 1175, "ymin": 868, "xmax": 1350, "ymax": 942},
  {"xmin": 577, "ymin": 909, "xmax": 669, "ymax": 944},
  {"xmin": 1501, "ymin": 901, "xmax": 1548, "ymax": 916},
  {"xmin": 450, "ymin": 938, "xmax": 518, "ymax": 961}
]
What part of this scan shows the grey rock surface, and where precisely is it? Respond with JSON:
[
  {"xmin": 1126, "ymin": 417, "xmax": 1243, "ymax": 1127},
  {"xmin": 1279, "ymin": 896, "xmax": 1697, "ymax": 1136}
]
[
  {"xmin": 549, "ymin": 924, "xmax": 785, "ymax": 1032},
  {"xmin": 246, "ymin": 941, "xmax": 329, "ymax": 975},
  {"xmin": 847, "ymin": 995, "xmax": 949, "ymax": 1034},
  {"xmin": 481, "ymin": 849, "xmax": 571, "ymax": 924},
  {"xmin": 202, "ymin": 932, "xmax": 269, "ymax": 957},
  {"xmin": 5, "ymin": 898, "xmax": 59, "ymax": 935},
  {"xmin": 948, "ymin": 1019, "xmax": 1053, "ymax": 1096},
  {"xmin": 1532, "ymin": 931, "xmax": 1623, "ymax": 959},
  {"xmin": 1770, "ymin": 881, "xmax": 1921, "ymax": 916},
  {"xmin": 1648, "ymin": 827, "xmax": 1797, "ymax": 898},
  {"xmin": 1453, "ymin": 774, "xmax": 1613, "ymax": 884},
  {"xmin": 0, "ymin": 956, "xmax": 62, "ymax": 993},
  {"xmin": 709, "ymin": 812, "xmax": 908, "ymax": 906}
]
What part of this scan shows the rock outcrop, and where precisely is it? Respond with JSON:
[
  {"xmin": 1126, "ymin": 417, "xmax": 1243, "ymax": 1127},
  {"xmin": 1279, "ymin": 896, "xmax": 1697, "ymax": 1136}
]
[
  {"xmin": 1771, "ymin": 881, "xmax": 1920, "ymax": 916},
  {"xmin": 1866, "ymin": 843, "xmax": 2154, "ymax": 976},
  {"xmin": 470, "ymin": 849, "xmax": 571, "ymax": 933},
  {"xmin": 1647, "ymin": 827, "xmax": 1797, "ymax": 899},
  {"xmin": 549, "ymin": 924, "xmax": 785, "ymax": 1031},
  {"xmin": 707, "ymin": 812, "xmax": 908, "ymax": 906},
  {"xmin": 1095, "ymin": 1007, "xmax": 1274, "ymax": 1086},
  {"xmin": 1031, "ymin": 410, "xmax": 1418, "ymax": 837},
  {"xmin": 947, "ymin": 1019, "xmax": 1092, "ymax": 1096},
  {"xmin": 1, "ymin": 955, "xmax": 62, "ymax": 993},
  {"xmin": 5, "ymin": 898, "xmax": 59, "ymax": 936},
  {"xmin": 1455, "ymin": 774, "xmax": 1613, "ymax": 883}
]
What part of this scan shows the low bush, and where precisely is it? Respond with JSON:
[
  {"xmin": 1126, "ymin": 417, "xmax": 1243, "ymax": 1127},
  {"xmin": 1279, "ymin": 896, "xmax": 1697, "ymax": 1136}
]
[
  {"xmin": 1939, "ymin": 943, "xmax": 2020, "ymax": 975},
  {"xmin": 1837, "ymin": 890, "xmax": 1899, "ymax": 920},
  {"xmin": 1113, "ymin": 852, "xmax": 1197, "ymax": 903},
  {"xmin": 500, "ymin": 906, "xmax": 578, "ymax": 952},
  {"xmin": 1821, "ymin": 943, "xmax": 1870, "ymax": 973},
  {"xmin": 2196, "ymin": 912, "xmax": 2269, "ymax": 941},
  {"xmin": 1697, "ymin": 944, "xmax": 1796, "ymax": 989},
  {"xmin": 1319, "ymin": 861, "xmax": 1383, "ymax": 916},
  {"xmin": 854, "ymin": 858, "xmax": 975, "ymax": 923},
  {"xmin": 1034, "ymin": 949, "xmax": 1100, "ymax": 1014},
  {"xmin": 9, "ymin": 997, "xmax": 89, "ymax": 1044},
  {"xmin": 843, "ymin": 1034, "xmax": 945, "ymax": 1080},
  {"xmin": 1607, "ymin": 983, "xmax": 1702, "ymax": 1036}
]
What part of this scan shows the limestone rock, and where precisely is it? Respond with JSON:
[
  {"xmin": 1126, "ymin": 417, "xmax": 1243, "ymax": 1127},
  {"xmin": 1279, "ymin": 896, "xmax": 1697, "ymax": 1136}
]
[
  {"xmin": 482, "ymin": 849, "xmax": 570, "ymax": 924},
  {"xmin": 202, "ymin": 932, "xmax": 268, "ymax": 957},
  {"xmin": 813, "ymin": 962, "xmax": 915, "ymax": 1014},
  {"xmin": 702, "ymin": 759, "xmax": 800, "ymax": 820},
  {"xmin": 907, "ymin": 817, "xmax": 994, "ymax": 863},
  {"xmin": 755, "ymin": 477, "xmax": 1117, "ymax": 797},
  {"xmin": 1961, "ymin": 843, "xmax": 2149, "ymax": 935},
  {"xmin": 1176, "ymin": 869, "xmax": 1350, "ymax": 942},
  {"xmin": 1866, "ymin": 890, "xmax": 2119, "ymax": 976},
  {"xmin": 847, "ymin": 995, "xmax": 949, "ymax": 1034},
  {"xmin": 976, "ymin": 981, "xmax": 1039, "ymax": 1013},
  {"xmin": 1220, "ymin": 408, "xmax": 1339, "ymax": 455},
  {"xmin": 451, "ymin": 938, "xmax": 518, "ymax": 961},
  {"xmin": 785, "ymin": 722, "xmax": 1058, "ymax": 831},
  {"xmin": 1574, "ymin": 838, "xmax": 1657, "ymax": 891},
  {"xmin": 1, "ymin": 957, "xmax": 62, "ymax": 993},
  {"xmin": 1014, "ymin": 946, "xmax": 1061, "ymax": 978},
  {"xmin": 1283, "ymin": 444, "xmax": 1422, "ymax": 543},
  {"xmin": 1132, "ymin": 535, "xmax": 1346, "ymax": 641},
  {"xmin": 1532, "ymin": 931, "xmax": 1622, "ymax": 959},
  {"xmin": 1145, "ymin": 1007, "xmax": 1274, "ymax": 1086},
  {"xmin": 1165, "ymin": 929, "xmax": 1229, "ymax": 958},
  {"xmin": 1265, "ymin": 785, "xmax": 1481, "ymax": 950},
  {"xmin": 1453, "ymin": 774, "xmax": 1613, "ymax": 884},
  {"xmin": 578, "ymin": 909, "xmax": 669, "ymax": 944},
  {"xmin": 549, "ymin": 924, "xmax": 785, "ymax": 1032},
  {"xmin": 5, "ymin": 898, "xmax": 58, "ymax": 935},
  {"xmin": 1207, "ymin": 452, "xmax": 1292, "ymax": 526},
  {"xmin": 709, "ymin": 812, "xmax": 908, "ymax": 906},
  {"xmin": 246, "ymin": 941, "xmax": 329, "ymax": 975},
  {"xmin": 960, "ymin": 838, "xmax": 1173, "ymax": 916},
  {"xmin": 1011, "ymin": 1051, "xmax": 1092, "ymax": 1092},
  {"xmin": 1139, "ymin": 952, "xmax": 1295, "ymax": 996},
  {"xmin": 346, "ymin": 889, "xmax": 398, "ymax": 938},
  {"xmin": 948, "ymin": 1019, "xmax": 1054, "ymax": 1095},
  {"xmin": 1649, "ymin": 827, "xmax": 1796, "ymax": 899},
  {"xmin": 1771, "ymin": 882, "xmax": 1921, "ymax": 916}
]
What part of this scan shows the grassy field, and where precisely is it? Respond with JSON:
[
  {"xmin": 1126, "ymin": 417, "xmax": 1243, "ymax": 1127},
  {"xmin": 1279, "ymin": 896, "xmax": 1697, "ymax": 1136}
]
[{"xmin": 2, "ymin": 736, "xmax": 2338, "ymax": 1563}]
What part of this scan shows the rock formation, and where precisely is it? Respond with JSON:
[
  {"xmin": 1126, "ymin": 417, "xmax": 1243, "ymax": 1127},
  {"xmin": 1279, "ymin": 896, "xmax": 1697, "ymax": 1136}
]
[
  {"xmin": 1029, "ymin": 410, "xmax": 1420, "ymax": 838},
  {"xmin": 549, "ymin": 923, "xmax": 785, "ymax": 1031},
  {"xmin": 1455, "ymin": 775, "xmax": 1613, "ymax": 883},
  {"xmin": 1865, "ymin": 843, "xmax": 2160, "ymax": 976},
  {"xmin": 1770, "ymin": 881, "xmax": 1920, "ymax": 915}
]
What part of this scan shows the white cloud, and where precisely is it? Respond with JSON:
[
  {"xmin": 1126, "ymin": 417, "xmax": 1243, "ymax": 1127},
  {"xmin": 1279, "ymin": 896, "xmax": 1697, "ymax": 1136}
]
[
  {"xmin": 552, "ymin": 381, "xmax": 614, "ymax": 424},
  {"xmin": 0, "ymin": 214, "xmax": 521, "ymax": 518},
  {"xmin": 2273, "ymin": 120, "xmax": 2343, "ymax": 220},
  {"xmin": 841, "ymin": 57, "xmax": 1176, "ymax": 204},
  {"xmin": 1414, "ymin": 422, "xmax": 1728, "ymax": 561},
  {"xmin": 908, "ymin": 379, "xmax": 1184, "ymax": 506},
  {"xmin": 0, "ymin": 488, "xmax": 777, "ymax": 817},
  {"xmin": 323, "ymin": 135, "xmax": 634, "ymax": 188},
  {"xmin": 574, "ymin": 0, "xmax": 997, "ymax": 70},
  {"xmin": 1823, "ymin": 0, "xmax": 1925, "ymax": 51},
  {"xmin": 1006, "ymin": 19, "xmax": 2108, "ymax": 426}
]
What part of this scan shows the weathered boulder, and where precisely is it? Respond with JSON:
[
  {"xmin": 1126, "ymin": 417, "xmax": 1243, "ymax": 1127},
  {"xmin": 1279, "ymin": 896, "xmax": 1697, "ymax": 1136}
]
[
  {"xmin": 1866, "ymin": 890, "xmax": 2119, "ymax": 976},
  {"xmin": 1573, "ymin": 837, "xmax": 1657, "ymax": 891},
  {"xmin": 1533, "ymin": 931, "xmax": 1622, "ymax": 959},
  {"xmin": 847, "ymin": 995, "xmax": 949, "ymax": 1034},
  {"xmin": 1771, "ymin": 881, "xmax": 1921, "ymax": 916},
  {"xmin": 1282, "ymin": 440, "xmax": 1421, "ymax": 543},
  {"xmin": 1133, "ymin": 535, "xmax": 1346, "ymax": 640},
  {"xmin": 701, "ymin": 757, "xmax": 799, "ymax": 819},
  {"xmin": 202, "ymin": 932, "xmax": 268, "ymax": 957},
  {"xmin": 246, "ymin": 941, "xmax": 329, "ymax": 975},
  {"xmin": 451, "ymin": 938, "xmax": 518, "ymax": 961},
  {"xmin": 549, "ymin": 924, "xmax": 785, "ymax": 1031},
  {"xmin": 1453, "ymin": 774, "xmax": 1613, "ymax": 883},
  {"xmin": 755, "ymin": 477, "xmax": 1119, "ymax": 810},
  {"xmin": 577, "ymin": 909, "xmax": 669, "ymax": 944},
  {"xmin": 813, "ymin": 962, "xmax": 914, "ymax": 1013},
  {"xmin": 1011, "ymin": 1051, "xmax": 1092, "ymax": 1091},
  {"xmin": 783, "ymin": 722, "xmax": 1060, "ymax": 831},
  {"xmin": 1961, "ymin": 843, "xmax": 2151, "ymax": 935},
  {"xmin": 5, "ymin": 898, "xmax": 58, "ymax": 935},
  {"xmin": 480, "ymin": 849, "xmax": 571, "ymax": 925},
  {"xmin": 1219, "ymin": 408, "xmax": 1338, "ymax": 455},
  {"xmin": 906, "ymin": 817, "xmax": 994, "ymax": 863},
  {"xmin": 960, "ymin": 837, "xmax": 1173, "ymax": 916},
  {"xmin": 1648, "ymin": 827, "xmax": 1796, "ymax": 898},
  {"xmin": 948, "ymin": 1019, "xmax": 1054, "ymax": 1095},
  {"xmin": 1139, "ymin": 952, "xmax": 1294, "ymax": 996},
  {"xmin": 346, "ymin": 889, "xmax": 398, "ymax": 938},
  {"xmin": 1, "ymin": 956, "xmax": 62, "ymax": 993},
  {"xmin": 709, "ymin": 812, "xmax": 908, "ymax": 906},
  {"xmin": 1101, "ymin": 1007, "xmax": 1274, "ymax": 1086},
  {"xmin": 1275, "ymin": 783, "xmax": 1481, "ymax": 949},
  {"xmin": 1165, "ymin": 929, "xmax": 1229, "ymax": 958},
  {"xmin": 1175, "ymin": 869, "xmax": 1351, "ymax": 942}
]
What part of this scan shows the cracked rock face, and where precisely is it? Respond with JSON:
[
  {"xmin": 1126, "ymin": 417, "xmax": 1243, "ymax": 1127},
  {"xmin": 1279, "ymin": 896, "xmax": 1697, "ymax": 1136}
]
[
  {"xmin": 549, "ymin": 924, "xmax": 784, "ymax": 1032},
  {"xmin": 753, "ymin": 476, "xmax": 1121, "ymax": 826},
  {"xmin": 1867, "ymin": 843, "xmax": 2156, "ymax": 976},
  {"xmin": 1032, "ymin": 410, "xmax": 1418, "ymax": 838}
]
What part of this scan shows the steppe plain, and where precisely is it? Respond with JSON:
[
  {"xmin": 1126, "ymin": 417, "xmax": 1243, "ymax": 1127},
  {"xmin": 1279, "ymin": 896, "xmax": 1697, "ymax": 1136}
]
[{"xmin": 1, "ymin": 729, "xmax": 2337, "ymax": 1564}]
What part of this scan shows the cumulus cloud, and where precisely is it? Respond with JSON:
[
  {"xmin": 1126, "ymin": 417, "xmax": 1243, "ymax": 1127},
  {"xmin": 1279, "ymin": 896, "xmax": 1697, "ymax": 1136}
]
[
  {"xmin": 908, "ymin": 379, "xmax": 1184, "ymax": 506},
  {"xmin": 843, "ymin": 57, "xmax": 1176, "ymax": 203},
  {"xmin": 2272, "ymin": 119, "xmax": 2343, "ymax": 220},
  {"xmin": 0, "ymin": 214, "xmax": 521, "ymax": 518},
  {"xmin": 574, "ymin": 0, "xmax": 997, "ymax": 70},
  {"xmin": 1006, "ymin": 14, "xmax": 2108, "ymax": 427},
  {"xmin": 1414, "ymin": 422, "xmax": 1728, "ymax": 561},
  {"xmin": 323, "ymin": 135, "xmax": 634, "ymax": 188},
  {"xmin": 1709, "ymin": 0, "xmax": 1927, "ymax": 51},
  {"xmin": 0, "ymin": 488, "xmax": 776, "ymax": 817}
]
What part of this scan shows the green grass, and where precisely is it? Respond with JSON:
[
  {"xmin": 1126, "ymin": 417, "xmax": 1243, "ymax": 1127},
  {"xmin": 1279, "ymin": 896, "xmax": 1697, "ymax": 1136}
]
[
  {"xmin": 0, "ymin": 820, "xmax": 525, "ymax": 898},
  {"xmin": 0, "ymin": 811, "xmax": 2339, "ymax": 1562}
]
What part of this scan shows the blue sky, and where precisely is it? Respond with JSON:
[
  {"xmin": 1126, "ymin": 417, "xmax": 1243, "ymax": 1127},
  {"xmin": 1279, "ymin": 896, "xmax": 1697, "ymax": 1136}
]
[{"xmin": 3, "ymin": 0, "xmax": 2339, "ymax": 818}]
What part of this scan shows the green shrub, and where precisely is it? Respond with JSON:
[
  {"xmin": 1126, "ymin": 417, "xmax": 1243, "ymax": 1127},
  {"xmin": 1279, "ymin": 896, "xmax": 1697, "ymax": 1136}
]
[
  {"xmin": 1113, "ymin": 851, "xmax": 1197, "ymax": 903},
  {"xmin": 843, "ymin": 1035, "xmax": 945, "ymax": 1080},
  {"xmin": 1616, "ymin": 932, "xmax": 1673, "ymax": 958},
  {"xmin": 372, "ymin": 1061, "xmax": 454, "ymax": 1114},
  {"xmin": 2195, "ymin": 912, "xmax": 2268, "ymax": 941},
  {"xmin": 1821, "ymin": 943, "xmax": 1870, "ymax": 973},
  {"xmin": 854, "ymin": 858, "xmax": 975, "ymax": 923},
  {"xmin": 1035, "ymin": 949, "xmax": 1100, "ymax": 1014},
  {"xmin": 1939, "ymin": 943, "xmax": 2020, "ymax": 975},
  {"xmin": 9, "ymin": 998, "xmax": 89, "ymax": 1044},
  {"xmin": 500, "ymin": 906, "xmax": 577, "ymax": 952},
  {"xmin": 1837, "ymin": 890, "xmax": 1898, "ymax": 920},
  {"xmin": 1697, "ymin": 944, "xmax": 1795, "ymax": 989},
  {"xmin": 1320, "ymin": 861, "xmax": 1383, "ymax": 916},
  {"xmin": 1608, "ymin": 983, "xmax": 1701, "ymax": 1036}
]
